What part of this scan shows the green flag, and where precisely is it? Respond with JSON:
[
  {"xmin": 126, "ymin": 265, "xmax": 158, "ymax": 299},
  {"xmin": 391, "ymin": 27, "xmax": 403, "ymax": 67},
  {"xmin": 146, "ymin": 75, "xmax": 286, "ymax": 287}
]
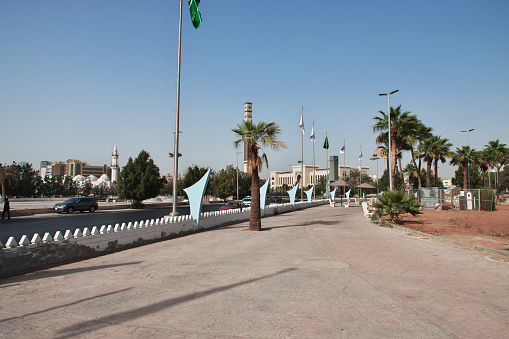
[
  {"xmin": 188, "ymin": 0, "xmax": 202, "ymax": 29},
  {"xmin": 323, "ymin": 136, "xmax": 329, "ymax": 149}
]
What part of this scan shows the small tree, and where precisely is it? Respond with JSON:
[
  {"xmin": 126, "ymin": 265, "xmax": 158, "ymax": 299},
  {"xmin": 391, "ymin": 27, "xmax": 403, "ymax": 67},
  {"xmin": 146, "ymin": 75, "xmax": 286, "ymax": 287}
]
[
  {"xmin": 0, "ymin": 163, "xmax": 17, "ymax": 201},
  {"xmin": 181, "ymin": 165, "xmax": 212, "ymax": 196},
  {"xmin": 373, "ymin": 191, "xmax": 422, "ymax": 224},
  {"xmin": 212, "ymin": 165, "xmax": 237, "ymax": 202},
  {"xmin": 117, "ymin": 150, "xmax": 164, "ymax": 208},
  {"xmin": 233, "ymin": 121, "xmax": 286, "ymax": 231}
]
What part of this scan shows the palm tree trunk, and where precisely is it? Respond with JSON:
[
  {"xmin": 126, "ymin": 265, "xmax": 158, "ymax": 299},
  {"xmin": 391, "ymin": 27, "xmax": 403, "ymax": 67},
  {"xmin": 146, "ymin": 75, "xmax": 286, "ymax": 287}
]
[
  {"xmin": 410, "ymin": 148, "xmax": 422, "ymax": 189},
  {"xmin": 434, "ymin": 158, "xmax": 439, "ymax": 187},
  {"xmin": 249, "ymin": 166, "xmax": 261, "ymax": 231},
  {"xmin": 1, "ymin": 179, "xmax": 5, "ymax": 202},
  {"xmin": 463, "ymin": 162, "xmax": 468, "ymax": 191},
  {"xmin": 391, "ymin": 131, "xmax": 397, "ymax": 190},
  {"xmin": 398, "ymin": 153, "xmax": 404, "ymax": 190},
  {"xmin": 487, "ymin": 165, "xmax": 492, "ymax": 188},
  {"xmin": 496, "ymin": 166, "xmax": 501, "ymax": 202},
  {"xmin": 426, "ymin": 161, "xmax": 432, "ymax": 187}
]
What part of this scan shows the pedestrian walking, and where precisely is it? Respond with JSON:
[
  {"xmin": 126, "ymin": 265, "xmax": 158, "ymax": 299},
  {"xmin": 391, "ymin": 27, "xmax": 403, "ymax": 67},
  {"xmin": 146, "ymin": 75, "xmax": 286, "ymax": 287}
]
[{"xmin": 2, "ymin": 197, "xmax": 10, "ymax": 220}]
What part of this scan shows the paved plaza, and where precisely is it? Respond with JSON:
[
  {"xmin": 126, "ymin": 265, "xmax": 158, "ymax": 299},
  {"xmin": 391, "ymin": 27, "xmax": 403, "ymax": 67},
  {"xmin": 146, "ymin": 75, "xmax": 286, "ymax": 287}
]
[{"xmin": 0, "ymin": 205, "xmax": 507, "ymax": 338}]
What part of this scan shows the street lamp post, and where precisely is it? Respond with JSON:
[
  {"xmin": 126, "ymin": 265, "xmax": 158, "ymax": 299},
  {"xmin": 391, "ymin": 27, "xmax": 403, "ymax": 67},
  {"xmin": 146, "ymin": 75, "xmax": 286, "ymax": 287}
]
[
  {"xmin": 171, "ymin": 0, "xmax": 184, "ymax": 217},
  {"xmin": 379, "ymin": 90, "xmax": 399, "ymax": 191},
  {"xmin": 461, "ymin": 128, "xmax": 474, "ymax": 189},
  {"xmin": 370, "ymin": 152, "xmax": 380, "ymax": 196}
]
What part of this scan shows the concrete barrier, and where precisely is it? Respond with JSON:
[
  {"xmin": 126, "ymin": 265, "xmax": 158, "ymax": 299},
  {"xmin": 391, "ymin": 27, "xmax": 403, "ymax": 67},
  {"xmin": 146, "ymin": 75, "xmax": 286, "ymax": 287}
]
[{"xmin": 0, "ymin": 200, "xmax": 328, "ymax": 277}]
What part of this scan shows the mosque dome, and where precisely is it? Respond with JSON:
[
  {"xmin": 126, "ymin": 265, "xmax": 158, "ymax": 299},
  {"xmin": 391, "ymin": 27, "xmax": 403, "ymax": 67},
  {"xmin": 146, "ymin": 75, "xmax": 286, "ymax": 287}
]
[
  {"xmin": 73, "ymin": 175, "xmax": 86, "ymax": 182},
  {"xmin": 88, "ymin": 175, "xmax": 98, "ymax": 181},
  {"xmin": 98, "ymin": 174, "xmax": 110, "ymax": 182}
]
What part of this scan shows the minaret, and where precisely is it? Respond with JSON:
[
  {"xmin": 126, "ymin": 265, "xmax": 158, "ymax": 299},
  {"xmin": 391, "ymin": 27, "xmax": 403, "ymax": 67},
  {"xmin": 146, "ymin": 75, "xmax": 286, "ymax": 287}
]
[
  {"xmin": 243, "ymin": 102, "xmax": 252, "ymax": 173},
  {"xmin": 111, "ymin": 142, "xmax": 119, "ymax": 183}
]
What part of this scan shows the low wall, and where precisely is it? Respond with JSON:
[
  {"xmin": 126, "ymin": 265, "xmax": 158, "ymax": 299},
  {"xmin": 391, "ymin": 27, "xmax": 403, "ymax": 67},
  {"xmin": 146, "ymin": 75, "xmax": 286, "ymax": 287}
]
[{"xmin": 0, "ymin": 200, "xmax": 328, "ymax": 278}]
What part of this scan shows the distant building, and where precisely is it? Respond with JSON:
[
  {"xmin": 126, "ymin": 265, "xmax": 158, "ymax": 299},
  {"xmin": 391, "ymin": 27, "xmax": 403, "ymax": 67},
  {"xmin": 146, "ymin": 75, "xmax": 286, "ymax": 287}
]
[
  {"xmin": 65, "ymin": 159, "xmax": 111, "ymax": 178},
  {"xmin": 39, "ymin": 143, "xmax": 120, "ymax": 187},
  {"xmin": 270, "ymin": 164, "xmax": 370, "ymax": 191},
  {"xmin": 442, "ymin": 179, "xmax": 453, "ymax": 187},
  {"xmin": 39, "ymin": 161, "xmax": 66, "ymax": 178}
]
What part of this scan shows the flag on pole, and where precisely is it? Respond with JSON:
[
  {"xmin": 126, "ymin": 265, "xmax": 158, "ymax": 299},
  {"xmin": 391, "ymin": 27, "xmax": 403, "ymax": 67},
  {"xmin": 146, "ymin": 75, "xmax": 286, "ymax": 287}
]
[
  {"xmin": 299, "ymin": 112, "xmax": 305, "ymax": 135},
  {"xmin": 323, "ymin": 136, "xmax": 329, "ymax": 149},
  {"xmin": 310, "ymin": 125, "xmax": 315, "ymax": 143},
  {"xmin": 359, "ymin": 150, "xmax": 363, "ymax": 160},
  {"xmin": 339, "ymin": 146, "xmax": 345, "ymax": 155},
  {"xmin": 188, "ymin": 0, "xmax": 202, "ymax": 29}
]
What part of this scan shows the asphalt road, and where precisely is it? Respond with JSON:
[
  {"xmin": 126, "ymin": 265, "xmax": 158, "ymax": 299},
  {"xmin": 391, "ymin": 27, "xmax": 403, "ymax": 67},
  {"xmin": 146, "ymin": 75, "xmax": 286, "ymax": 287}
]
[{"xmin": 0, "ymin": 204, "xmax": 223, "ymax": 245}]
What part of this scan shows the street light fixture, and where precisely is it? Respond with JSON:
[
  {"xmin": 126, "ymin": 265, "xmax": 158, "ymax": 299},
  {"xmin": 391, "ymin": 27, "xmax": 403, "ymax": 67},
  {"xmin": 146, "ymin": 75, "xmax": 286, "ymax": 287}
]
[
  {"xmin": 379, "ymin": 90, "xmax": 399, "ymax": 191},
  {"xmin": 461, "ymin": 128, "xmax": 475, "ymax": 189},
  {"xmin": 370, "ymin": 152, "xmax": 380, "ymax": 196}
]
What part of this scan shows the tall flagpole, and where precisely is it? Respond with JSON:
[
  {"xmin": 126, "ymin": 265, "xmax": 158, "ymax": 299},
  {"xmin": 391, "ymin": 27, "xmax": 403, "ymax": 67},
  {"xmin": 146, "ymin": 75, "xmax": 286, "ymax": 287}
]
[
  {"xmin": 325, "ymin": 132, "xmax": 329, "ymax": 198},
  {"xmin": 343, "ymin": 139, "xmax": 346, "ymax": 202},
  {"xmin": 301, "ymin": 106, "xmax": 304, "ymax": 202},
  {"xmin": 343, "ymin": 140, "xmax": 346, "ymax": 174},
  {"xmin": 359, "ymin": 145, "xmax": 362, "ymax": 185},
  {"xmin": 171, "ymin": 0, "xmax": 183, "ymax": 217},
  {"xmin": 312, "ymin": 121, "xmax": 316, "ymax": 200}
]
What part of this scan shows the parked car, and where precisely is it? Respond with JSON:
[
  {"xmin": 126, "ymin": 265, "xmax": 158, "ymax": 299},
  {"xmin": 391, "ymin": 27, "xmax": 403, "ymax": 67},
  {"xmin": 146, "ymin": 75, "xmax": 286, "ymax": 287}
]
[
  {"xmin": 242, "ymin": 196, "xmax": 252, "ymax": 206},
  {"xmin": 269, "ymin": 196, "xmax": 282, "ymax": 202},
  {"xmin": 219, "ymin": 201, "xmax": 246, "ymax": 211},
  {"xmin": 53, "ymin": 197, "xmax": 99, "ymax": 214}
]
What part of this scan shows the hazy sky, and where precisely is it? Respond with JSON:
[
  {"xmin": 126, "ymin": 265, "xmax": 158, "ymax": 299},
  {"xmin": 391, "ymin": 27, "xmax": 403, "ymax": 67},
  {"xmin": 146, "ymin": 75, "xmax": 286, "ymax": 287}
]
[{"xmin": 1, "ymin": 1, "xmax": 508, "ymax": 180}]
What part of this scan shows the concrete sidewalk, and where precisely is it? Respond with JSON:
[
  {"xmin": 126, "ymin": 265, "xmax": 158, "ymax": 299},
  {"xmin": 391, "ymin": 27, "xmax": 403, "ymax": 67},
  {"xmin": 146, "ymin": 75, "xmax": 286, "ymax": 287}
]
[{"xmin": 0, "ymin": 205, "xmax": 507, "ymax": 338}]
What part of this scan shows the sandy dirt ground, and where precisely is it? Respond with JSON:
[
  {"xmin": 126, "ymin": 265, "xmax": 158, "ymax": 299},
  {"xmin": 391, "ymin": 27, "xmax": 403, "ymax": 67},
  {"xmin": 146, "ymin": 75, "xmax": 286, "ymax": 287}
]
[{"xmin": 395, "ymin": 204, "xmax": 509, "ymax": 251}]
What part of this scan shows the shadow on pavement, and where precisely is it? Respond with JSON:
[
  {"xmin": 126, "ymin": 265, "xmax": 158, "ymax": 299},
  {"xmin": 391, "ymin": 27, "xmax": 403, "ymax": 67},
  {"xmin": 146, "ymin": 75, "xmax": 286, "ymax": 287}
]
[
  {"xmin": 0, "ymin": 288, "xmax": 132, "ymax": 323},
  {"xmin": 0, "ymin": 262, "xmax": 143, "ymax": 285},
  {"xmin": 57, "ymin": 268, "xmax": 297, "ymax": 338}
]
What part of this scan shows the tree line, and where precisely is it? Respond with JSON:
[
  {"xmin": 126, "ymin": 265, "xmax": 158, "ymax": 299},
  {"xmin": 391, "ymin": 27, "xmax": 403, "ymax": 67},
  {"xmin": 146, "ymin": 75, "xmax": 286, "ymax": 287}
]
[
  {"xmin": 0, "ymin": 162, "xmax": 115, "ymax": 200},
  {"xmin": 372, "ymin": 105, "xmax": 509, "ymax": 197}
]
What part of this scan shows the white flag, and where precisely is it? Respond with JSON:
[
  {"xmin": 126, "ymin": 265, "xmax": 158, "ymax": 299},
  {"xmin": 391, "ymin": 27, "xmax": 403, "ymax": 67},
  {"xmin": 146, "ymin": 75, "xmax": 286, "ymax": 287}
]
[
  {"xmin": 309, "ymin": 125, "xmax": 315, "ymax": 143},
  {"xmin": 339, "ymin": 146, "xmax": 345, "ymax": 155},
  {"xmin": 299, "ymin": 112, "xmax": 305, "ymax": 135}
]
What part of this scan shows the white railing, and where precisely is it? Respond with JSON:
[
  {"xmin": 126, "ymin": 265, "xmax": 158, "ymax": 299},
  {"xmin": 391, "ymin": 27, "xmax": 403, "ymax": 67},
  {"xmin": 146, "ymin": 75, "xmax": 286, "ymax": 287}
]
[{"xmin": 0, "ymin": 200, "xmax": 328, "ymax": 277}]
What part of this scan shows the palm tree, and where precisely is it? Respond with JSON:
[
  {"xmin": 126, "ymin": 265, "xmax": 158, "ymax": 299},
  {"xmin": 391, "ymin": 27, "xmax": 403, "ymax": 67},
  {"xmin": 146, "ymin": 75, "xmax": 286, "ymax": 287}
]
[
  {"xmin": 0, "ymin": 164, "xmax": 17, "ymax": 202},
  {"xmin": 403, "ymin": 163, "xmax": 418, "ymax": 193},
  {"xmin": 450, "ymin": 146, "xmax": 476, "ymax": 190},
  {"xmin": 484, "ymin": 140, "xmax": 508, "ymax": 199},
  {"xmin": 403, "ymin": 120, "xmax": 432, "ymax": 189},
  {"xmin": 431, "ymin": 136, "xmax": 453, "ymax": 186},
  {"xmin": 419, "ymin": 136, "xmax": 435, "ymax": 187},
  {"xmin": 414, "ymin": 124, "xmax": 433, "ymax": 188},
  {"xmin": 233, "ymin": 121, "xmax": 286, "ymax": 231},
  {"xmin": 474, "ymin": 150, "xmax": 490, "ymax": 187},
  {"xmin": 373, "ymin": 105, "xmax": 417, "ymax": 190}
]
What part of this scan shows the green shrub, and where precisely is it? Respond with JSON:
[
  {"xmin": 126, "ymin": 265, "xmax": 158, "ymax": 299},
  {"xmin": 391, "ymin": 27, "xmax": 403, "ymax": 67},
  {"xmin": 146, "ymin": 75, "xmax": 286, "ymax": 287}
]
[
  {"xmin": 373, "ymin": 191, "xmax": 423, "ymax": 224},
  {"xmin": 479, "ymin": 189, "xmax": 496, "ymax": 211}
]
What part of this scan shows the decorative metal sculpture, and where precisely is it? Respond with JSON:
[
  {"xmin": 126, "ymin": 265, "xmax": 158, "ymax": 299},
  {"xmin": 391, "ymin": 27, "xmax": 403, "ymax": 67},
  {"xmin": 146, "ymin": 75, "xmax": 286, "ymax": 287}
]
[
  {"xmin": 288, "ymin": 185, "xmax": 298, "ymax": 207},
  {"xmin": 183, "ymin": 169, "xmax": 211, "ymax": 229}
]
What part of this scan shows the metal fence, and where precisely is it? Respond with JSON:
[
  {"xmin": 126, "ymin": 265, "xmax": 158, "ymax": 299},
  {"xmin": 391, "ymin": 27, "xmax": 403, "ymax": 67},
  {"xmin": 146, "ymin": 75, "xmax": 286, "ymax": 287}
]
[{"xmin": 415, "ymin": 188, "xmax": 496, "ymax": 211}]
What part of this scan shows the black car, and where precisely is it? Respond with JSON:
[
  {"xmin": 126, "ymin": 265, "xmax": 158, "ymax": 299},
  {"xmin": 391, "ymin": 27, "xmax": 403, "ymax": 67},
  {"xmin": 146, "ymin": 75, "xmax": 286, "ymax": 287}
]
[
  {"xmin": 54, "ymin": 197, "xmax": 99, "ymax": 214},
  {"xmin": 269, "ymin": 196, "xmax": 282, "ymax": 202}
]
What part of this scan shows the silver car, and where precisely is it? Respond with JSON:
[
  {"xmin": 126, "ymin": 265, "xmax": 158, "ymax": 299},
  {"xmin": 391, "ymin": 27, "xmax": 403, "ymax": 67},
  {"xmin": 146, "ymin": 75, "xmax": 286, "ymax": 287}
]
[{"xmin": 242, "ymin": 196, "xmax": 252, "ymax": 207}]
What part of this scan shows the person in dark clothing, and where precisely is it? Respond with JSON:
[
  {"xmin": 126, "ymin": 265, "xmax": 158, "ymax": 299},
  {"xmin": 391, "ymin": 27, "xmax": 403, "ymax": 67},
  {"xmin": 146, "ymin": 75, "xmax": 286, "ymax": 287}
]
[{"xmin": 2, "ymin": 197, "xmax": 10, "ymax": 220}]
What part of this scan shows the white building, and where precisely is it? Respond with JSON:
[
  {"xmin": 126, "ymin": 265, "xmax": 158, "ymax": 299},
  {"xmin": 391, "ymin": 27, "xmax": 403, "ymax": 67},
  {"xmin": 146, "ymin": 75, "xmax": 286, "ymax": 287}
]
[{"xmin": 270, "ymin": 164, "xmax": 370, "ymax": 191}]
